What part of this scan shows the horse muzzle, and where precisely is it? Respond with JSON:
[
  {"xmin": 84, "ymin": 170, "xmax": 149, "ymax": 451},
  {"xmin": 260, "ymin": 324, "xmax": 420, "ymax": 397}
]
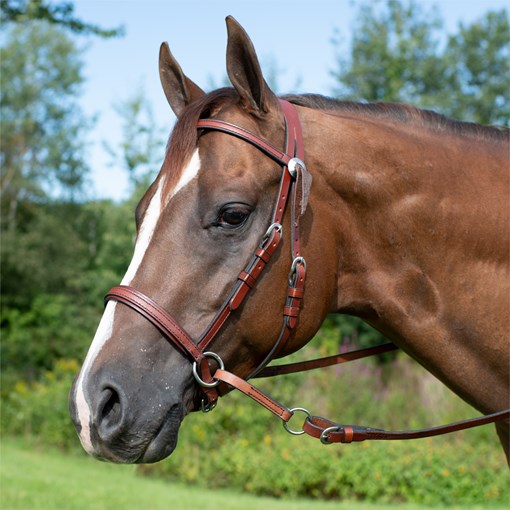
[{"xmin": 69, "ymin": 363, "xmax": 193, "ymax": 464}]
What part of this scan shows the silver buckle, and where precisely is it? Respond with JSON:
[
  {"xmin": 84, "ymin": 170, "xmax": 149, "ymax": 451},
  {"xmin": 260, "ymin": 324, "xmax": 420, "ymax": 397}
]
[
  {"xmin": 262, "ymin": 222, "xmax": 282, "ymax": 242},
  {"xmin": 288, "ymin": 256, "xmax": 307, "ymax": 285},
  {"xmin": 320, "ymin": 426, "xmax": 341, "ymax": 445}
]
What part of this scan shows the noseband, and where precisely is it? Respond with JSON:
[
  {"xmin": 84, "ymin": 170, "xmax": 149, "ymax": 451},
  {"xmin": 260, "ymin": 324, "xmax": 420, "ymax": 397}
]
[{"xmin": 105, "ymin": 100, "xmax": 509, "ymax": 444}]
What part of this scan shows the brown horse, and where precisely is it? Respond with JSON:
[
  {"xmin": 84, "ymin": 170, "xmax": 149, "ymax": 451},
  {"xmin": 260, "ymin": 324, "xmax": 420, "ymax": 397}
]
[{"xmin": 69, "ymin": 17, "xmax": 509, "ymax": 464}]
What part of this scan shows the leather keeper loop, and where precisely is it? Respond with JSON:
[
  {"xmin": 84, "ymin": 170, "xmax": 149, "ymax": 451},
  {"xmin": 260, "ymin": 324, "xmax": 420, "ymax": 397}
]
[
  {"xmin": 284, "ymin": 306, "xmax": 301, "ymax": 317},
  {"xmin": 255, "ymin": 247, "xmax": 271, "ymax": 264},
  {"xmin": 288, "ymin": 287, "xmax": 305, "ymax": 299},
  {"xmin": 343, "ymin": 426, "xmax": 354, "ymax": 443},
  {"xmin": 238, "ymin": 271, "xmax": 256, "ymax": 288}
]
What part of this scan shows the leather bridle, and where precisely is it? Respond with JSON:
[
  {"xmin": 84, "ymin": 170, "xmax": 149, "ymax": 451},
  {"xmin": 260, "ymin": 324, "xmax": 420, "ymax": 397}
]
[{"xmin": 105, "ymin": 99, "xmax": 509, "ymax": 445}]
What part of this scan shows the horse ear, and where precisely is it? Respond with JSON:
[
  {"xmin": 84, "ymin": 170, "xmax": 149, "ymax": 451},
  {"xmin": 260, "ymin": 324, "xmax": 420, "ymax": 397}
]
[
  {"xmin": 225, "ymin": 16, "xmax": 278, "ymax": 114},
  {"xmin": 159, "ymin": 42, "xmax": 205, "ymax": 117}
]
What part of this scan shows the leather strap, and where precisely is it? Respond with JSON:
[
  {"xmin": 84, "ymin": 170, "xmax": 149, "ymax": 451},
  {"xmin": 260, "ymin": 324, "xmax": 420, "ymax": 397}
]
[
  {"xmin": 255, "ymin": 343, "xmax": 399, "ymax": 378},
  {"xmin": 214, "ymin": 369, "xmax": 293, "ymax": 421},
  {"xmin": 302, "ymin": 409, "xmax": 510, "ymax": 444},
  {"xmin": 197, "ymin": 119, "xmax": 292, "ymax": 167},
  {"xmin": 105, "ymin": 285, "xmax": 201, "ymax": 363}
]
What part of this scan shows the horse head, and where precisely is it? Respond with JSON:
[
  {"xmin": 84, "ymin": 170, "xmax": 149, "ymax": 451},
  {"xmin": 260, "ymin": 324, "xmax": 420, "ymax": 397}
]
[{"xmin": 69, "ymin": 17, "xmax": 336, "ymax": 463}]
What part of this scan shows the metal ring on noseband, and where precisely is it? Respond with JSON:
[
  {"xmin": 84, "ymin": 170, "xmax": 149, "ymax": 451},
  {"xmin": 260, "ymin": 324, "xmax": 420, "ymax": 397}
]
[
  {"xmin": 320, "ymin": 426, "xmax": 341, "ymax": 445},
  {"xmin": 283, "ymin": 407, "xmax": 312, "ymax": 435},
  {"xmin": 192, "ymin": 352, "xmax": 225, "ymax": 388}
]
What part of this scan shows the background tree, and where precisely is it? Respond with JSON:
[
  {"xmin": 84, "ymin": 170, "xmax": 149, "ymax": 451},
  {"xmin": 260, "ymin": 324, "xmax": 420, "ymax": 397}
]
[
  {"xmin": 0, "ymin": 0, "xmax": 123, "ymax": 37},
  {"xmin": 333, "ymin": 0, "xmax": 509, "ymax": 126},
  {"xmin": 444, "ymin": 10, "xmax": 510, "ymax": 125},
  {"xmin": 103, "ymin": 88, "xmax": 166, "ymax": 193},
  {"xmin": 0, "ymin": 20, "xmax": 94, "ymax": 377},
  {"xmin": 1, "ymin": 21, "xmax": 91, "ymax": 299}
]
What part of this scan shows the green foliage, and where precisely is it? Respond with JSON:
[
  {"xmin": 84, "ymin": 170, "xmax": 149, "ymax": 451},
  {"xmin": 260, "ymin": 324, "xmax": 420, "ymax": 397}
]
[
  {"xmin": 333, "ymin": 0, "xmax": 445, "ymax": 105},
  {"xmin": 0, "ymin": 18, "xmax": 138, "ymax": 383},
  {"xmin": 2, "ymin": 204, "xmax": 86, "ymax": 308},
  {"xmin": 150, "ymin": 432, "xmax": 507, "ymax": 505},
  {"xmin": 333, "ymin": 0, "xmax": 510, "ymax": 125},
  {"xmin": 444, "ymin": 10, "xmax": 510, "ymax": 125},
  {"xmin": 1, "ymin": 297, "xmax": 94, "ymax": 379},
  {"xmin": 1, "ymin": 359, "xmax": 81, "ymax": 448},
  {"xmin": 1, "ymin": 198, "xmax": 135, "ymax": 381},
  {"xmin": 103, "ymin": 87, "xmax": 166, "ymax": 190},
  {"xmin": 0, "ymin": 0, "xmax": 123, "ymax": 37}
]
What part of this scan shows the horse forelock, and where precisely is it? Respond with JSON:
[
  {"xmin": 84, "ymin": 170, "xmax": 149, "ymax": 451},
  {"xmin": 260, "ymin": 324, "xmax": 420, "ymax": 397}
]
[{"xmin": 162, "ymin": 88, "xmax": 241, "ymax": 201}]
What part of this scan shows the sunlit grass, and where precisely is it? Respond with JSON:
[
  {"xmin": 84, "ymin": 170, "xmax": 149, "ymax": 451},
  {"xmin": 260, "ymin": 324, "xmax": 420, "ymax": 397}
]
[{"xmin": 1, "ymin": 438, "xmax": 506, "ymax": 510}]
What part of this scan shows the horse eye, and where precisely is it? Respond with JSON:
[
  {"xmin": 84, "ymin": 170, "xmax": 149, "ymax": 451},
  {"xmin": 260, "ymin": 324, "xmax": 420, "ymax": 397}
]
[{"xmin": 217, "ymin": 206, "xmax": 250, "ymax": 227}]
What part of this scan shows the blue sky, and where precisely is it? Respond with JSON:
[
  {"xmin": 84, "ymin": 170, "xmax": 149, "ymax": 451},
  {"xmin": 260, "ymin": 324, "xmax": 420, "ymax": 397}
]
[{"xmin": 71, "ymin": 0, "xmax": 509, "ymax": 201}]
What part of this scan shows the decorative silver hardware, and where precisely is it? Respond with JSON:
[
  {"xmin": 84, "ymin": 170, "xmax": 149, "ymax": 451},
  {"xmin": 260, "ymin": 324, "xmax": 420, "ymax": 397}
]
[
  {"xmin": 287, "ymin": 157, "xmax": 306, "ymax": 178},
  {"xmin": 289, "ymin": 256, "xmax": 307, "ymax": 285},
  {"xmin": 200, "ymin": 398, "xmax": 217, "ymax": 413}
]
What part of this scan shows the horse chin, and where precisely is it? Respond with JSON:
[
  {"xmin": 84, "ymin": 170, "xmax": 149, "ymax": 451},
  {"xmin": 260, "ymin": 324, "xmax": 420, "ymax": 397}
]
[{"xmin": 136, "ymin": 404, "xmax": 184, "ymax": 463}]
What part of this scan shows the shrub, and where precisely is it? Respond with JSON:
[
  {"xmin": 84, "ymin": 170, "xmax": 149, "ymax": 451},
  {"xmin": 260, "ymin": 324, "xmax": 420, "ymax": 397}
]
[{"xmin": 1, "ymin": 358, "xmax": 81, "ymax": 450}]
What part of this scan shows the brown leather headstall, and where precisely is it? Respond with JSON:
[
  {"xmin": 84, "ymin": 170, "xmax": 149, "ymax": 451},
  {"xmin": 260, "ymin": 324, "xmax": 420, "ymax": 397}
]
[{"xmin": 106, "ymin": 99, "xmax": 311, "ymax": 411}]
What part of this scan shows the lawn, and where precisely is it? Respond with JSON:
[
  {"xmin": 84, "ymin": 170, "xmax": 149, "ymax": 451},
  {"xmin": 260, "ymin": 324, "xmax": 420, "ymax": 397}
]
[{"xmin": 0, "ymin": 438, "xmax": 504, "ymax": 510}]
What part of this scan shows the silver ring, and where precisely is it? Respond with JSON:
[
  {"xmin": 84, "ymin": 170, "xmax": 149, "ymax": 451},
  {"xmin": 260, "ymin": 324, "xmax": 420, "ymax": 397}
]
[
  {"xmin": 288, "ymin": 157, "xmax": 306, "ymax": 178},
  {"xmin": 320, "ymin": 426, "xmax": 341, "ymax": 445},
  {"xmin": 283, "ymin": 407, "xmax": 312, "ymax": 435},
  {"xmin": 192, "ymin": 352, "xmax": 224, "ymax": 388}
]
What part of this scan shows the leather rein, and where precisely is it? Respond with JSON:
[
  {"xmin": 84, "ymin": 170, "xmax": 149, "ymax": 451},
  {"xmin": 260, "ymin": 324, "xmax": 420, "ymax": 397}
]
[{"xmin": 105, "ymin": 99, "xmax": 510, "ymax": 445}]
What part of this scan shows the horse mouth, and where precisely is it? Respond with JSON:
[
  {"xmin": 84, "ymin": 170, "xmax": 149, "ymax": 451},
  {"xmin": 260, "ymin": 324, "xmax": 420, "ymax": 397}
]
[{"xmin": 136, "ymin": 403, "xmax": 184, "ymax": 463}]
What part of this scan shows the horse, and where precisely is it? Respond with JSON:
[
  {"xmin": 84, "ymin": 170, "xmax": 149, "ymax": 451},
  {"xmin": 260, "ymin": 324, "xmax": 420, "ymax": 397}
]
[{"xmin": 69, "ymin": 16, "xmax": 509, "ymax": 464}]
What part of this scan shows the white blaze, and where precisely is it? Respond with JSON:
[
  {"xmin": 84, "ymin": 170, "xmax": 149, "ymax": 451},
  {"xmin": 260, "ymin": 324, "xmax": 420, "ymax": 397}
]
[
  {"xmin": 74, "ymin": 301, "xmax": 116, "ymax": 454},
  {"xmin": 170, "ymin": 149, "xmax": 201, "ymax": 199},
  {"xmin": 74, "ymin": 150, "xmax": 201, "ymax": 453}
]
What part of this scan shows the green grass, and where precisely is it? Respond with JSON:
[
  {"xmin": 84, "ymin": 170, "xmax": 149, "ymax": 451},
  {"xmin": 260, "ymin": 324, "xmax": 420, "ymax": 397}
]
[{"xmin": 0, "ymin": 438, "xmax": 505, "ymax": 510}]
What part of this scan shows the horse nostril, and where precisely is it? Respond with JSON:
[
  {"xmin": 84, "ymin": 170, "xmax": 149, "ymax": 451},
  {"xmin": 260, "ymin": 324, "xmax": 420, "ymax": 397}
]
[{"xmin": 99, "ymin": 387, "xmax": 122, "ymax": 429}]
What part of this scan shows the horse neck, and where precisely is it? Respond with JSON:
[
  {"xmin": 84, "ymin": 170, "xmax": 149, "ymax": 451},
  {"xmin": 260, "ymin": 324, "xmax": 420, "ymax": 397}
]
[{"xmin": 301, "ymin": 106, "xmax": 509, "ymax": 413}]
